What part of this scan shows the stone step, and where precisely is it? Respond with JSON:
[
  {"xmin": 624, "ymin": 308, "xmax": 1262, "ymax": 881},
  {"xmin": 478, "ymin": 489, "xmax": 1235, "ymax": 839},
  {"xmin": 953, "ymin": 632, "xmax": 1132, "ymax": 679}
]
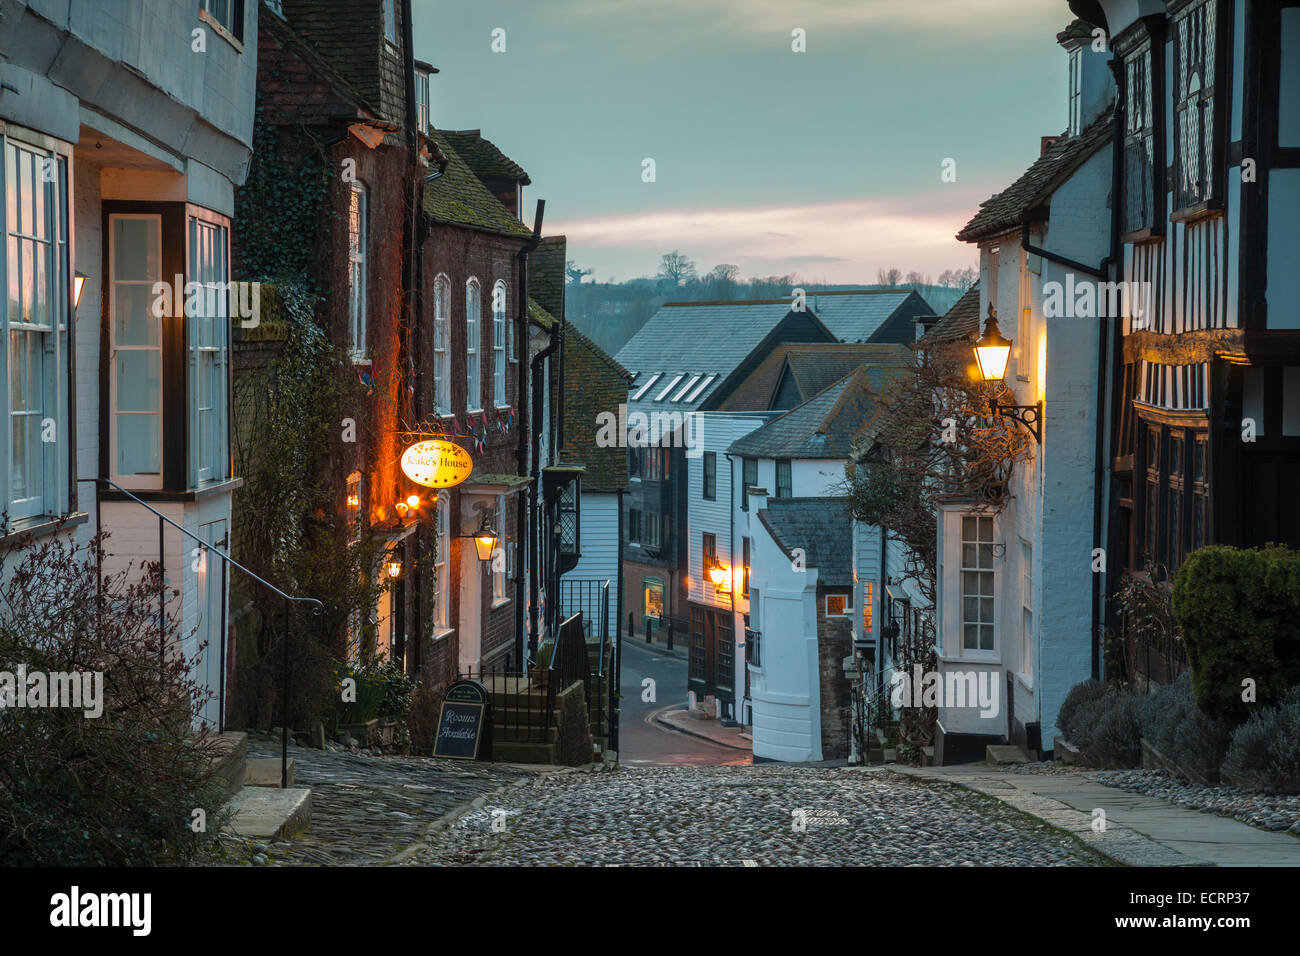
[
  {"xmin": 244, "ymin": 756, "xmax": 295, "ymax": 788},
  {"xmin": 986, "ymin": 744, "xmax": 1030, "ymax": 766},
  {"xmin": 207, "ymin": 731, "xmax": 247, "ymax": 799},
  {"xmin": 226, "ymin": 786, "xmax": 312, "ymax": 839},
  {"xmin": 492, "ymin": 740, "xmax": 555, "ymax": 764},
  {"xmin": 493, "ymin": 724, "xmax": 559, "ymax": 744}
]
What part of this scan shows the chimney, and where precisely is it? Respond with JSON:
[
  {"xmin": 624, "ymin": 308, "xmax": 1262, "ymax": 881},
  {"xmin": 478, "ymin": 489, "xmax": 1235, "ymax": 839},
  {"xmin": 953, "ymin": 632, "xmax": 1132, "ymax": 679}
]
[{"xmin": 1057, "ymin": 19, "xmax": 1115, "ymax": 135}]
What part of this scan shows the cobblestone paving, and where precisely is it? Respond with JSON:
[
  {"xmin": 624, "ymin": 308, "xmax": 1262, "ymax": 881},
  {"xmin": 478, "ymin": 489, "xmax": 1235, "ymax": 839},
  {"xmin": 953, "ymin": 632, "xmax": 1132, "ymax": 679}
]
[
  {"xmin": 221, "ymin": 739, "xmax": 539, "ymax": 866},
  {"xmin": 409, "ymin": 765, "xmax": 1115, "ymax": 867}
]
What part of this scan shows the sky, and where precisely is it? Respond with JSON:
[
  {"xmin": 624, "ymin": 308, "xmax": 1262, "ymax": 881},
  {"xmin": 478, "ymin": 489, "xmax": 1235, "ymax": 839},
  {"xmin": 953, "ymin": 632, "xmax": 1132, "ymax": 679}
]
[{"xmin": 411, "ymin": 0, "xmax": 1075, "ymax": 284}]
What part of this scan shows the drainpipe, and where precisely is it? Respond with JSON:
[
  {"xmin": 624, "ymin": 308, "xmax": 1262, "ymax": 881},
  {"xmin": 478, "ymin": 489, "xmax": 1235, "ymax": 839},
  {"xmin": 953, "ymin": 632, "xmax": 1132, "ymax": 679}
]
[
  {"xmin": 522, "ymin": 202, "xmax": 549, "ymax": 665},
  {"xmin": 1019, "ymin": 209, "xmax": 1110, "ymax": 280},
  {"xmin": 401, "ymin": 0, "xmax": 423, "ymax": 675},
  {"xmin": 1094, "ymin": 60, "xmax": 1126, "ymax": 683}
]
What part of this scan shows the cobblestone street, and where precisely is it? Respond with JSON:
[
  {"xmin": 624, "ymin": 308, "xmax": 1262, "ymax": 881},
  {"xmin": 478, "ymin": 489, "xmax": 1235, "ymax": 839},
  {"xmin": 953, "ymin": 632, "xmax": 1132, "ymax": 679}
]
[{"xmin": 408, "ymin": 764, "xmax": 1113, "ymax": 867}]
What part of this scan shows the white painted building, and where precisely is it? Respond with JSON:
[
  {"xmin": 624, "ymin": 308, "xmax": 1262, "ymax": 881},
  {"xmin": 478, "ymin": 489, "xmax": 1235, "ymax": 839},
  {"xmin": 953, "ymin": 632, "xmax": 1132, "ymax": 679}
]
[
  {"xmin": 932, "ymin": 17, "xmax": 1115, "ymax": 761},
  {"xmin": 1, "ymin": 0, "xmax": 258, "ymax": 728}
]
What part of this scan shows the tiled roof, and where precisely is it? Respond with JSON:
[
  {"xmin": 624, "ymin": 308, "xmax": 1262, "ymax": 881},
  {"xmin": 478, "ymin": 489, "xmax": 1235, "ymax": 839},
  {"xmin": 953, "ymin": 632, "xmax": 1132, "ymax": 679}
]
[
  {"xmin": 441, "ymin": 130, "xmax": 532, "ymax": 185},
  {"xmin": 259, "ymin": 8, "xmax": 382, "ymax": 124},
  {"xmin": 806, "ymin": 289, "xmax": 934, "ymax": 343},
  {"xmin": 531, "ymin": 236, "xmax": 566, "ymax": 321},
  {"xmin": 529, "ymin": 297, "xmax": 557, "ymax": 331},
  {"xmin": 424, "ymin": 129, "xmax": 533, "ymax": 237},
  {"xmin": 560, "ymin": 324, "xmax": 634, "ymax": 493},
  {"xmin": 280, "ymin": 0, "xmax": 388, "ymax": 120},
  {"xmin": 956, "ymin": 109, "xmax": 1114, "ymax": 242},
  {"xmin": 919, "ymin": 283, "xmax": 982, "ymax": 346},
  {"xmin": 727, "ymin": 359, "xmax": 909, "ymax": 460},
  {"xmin": 716, "ymin": 343, "xmax": 908, "ymax": 412},
  {"xmin": 615, "ymin": 300, "xmax": 798, "ymax": 410},
  {"xmin": 757, "ymin": 498, "xmax": 854, "ymax": 587}
]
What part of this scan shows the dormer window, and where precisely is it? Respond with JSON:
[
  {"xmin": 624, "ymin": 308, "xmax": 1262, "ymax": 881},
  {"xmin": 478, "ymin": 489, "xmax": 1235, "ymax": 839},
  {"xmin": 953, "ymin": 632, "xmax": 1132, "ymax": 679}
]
[{"xmin": 415, "ymin": 68, "xmax": 430, "ymax": 135}]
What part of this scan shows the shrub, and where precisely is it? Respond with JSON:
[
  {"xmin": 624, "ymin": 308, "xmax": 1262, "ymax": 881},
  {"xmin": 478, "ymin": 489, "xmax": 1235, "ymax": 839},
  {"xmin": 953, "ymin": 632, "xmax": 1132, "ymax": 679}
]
[
  {"xmin": 1058, "ymin": 680, "xmax": 1142, "ymax": 767},
  {"xmin": 1056, "ymin": 679, "xmax": 1109, "ymax": 744},
  {"xmin": 0, "ymin": 529, "xmax": 230, "ymax": 865},
  {"xmin": 1172, "ymin": 544, "xmax": 1300, "ymax": 721},
  {"xmin": 1138, "ymin": 673, "xmax": 1233, "ymax": 774},
  {"xmin": 1222, "ymin": 686, "xmax": 1300, "ymax": 794}
]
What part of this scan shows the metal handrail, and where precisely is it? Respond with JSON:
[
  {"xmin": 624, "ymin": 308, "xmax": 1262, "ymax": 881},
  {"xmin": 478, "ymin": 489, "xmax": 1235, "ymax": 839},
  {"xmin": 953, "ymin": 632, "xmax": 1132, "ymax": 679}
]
[{"xmin": 81, "ymin": 476, "xmax": 323, "ymax": 787}]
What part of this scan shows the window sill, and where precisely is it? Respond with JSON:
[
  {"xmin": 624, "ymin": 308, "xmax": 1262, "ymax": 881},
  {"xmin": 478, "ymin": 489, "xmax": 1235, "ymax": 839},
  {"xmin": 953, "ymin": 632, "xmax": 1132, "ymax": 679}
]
[
  {"xmin": 1016, "ymin": 672, "xmax": 1035, "ymax": 693},
  {"xmin": 101, "ymin": 476, "xmax": 244, "ymax": 503},
  {"xmin": 491, "ymin": 597, "xmax": 510, "ymax": 610},
  {"xmin": 1169, "ymin": 200, "xmax": 1224, "ymax": 225},
  {"xmin": 351, "ymin": 356, "xmax": 372, "ymax": 367},
  {"xmin": 431, "ymin": 626, "xmax": 454, "ymax": 643},
  {"xmin": 0, "ymin": 511, "xmax": 89, "ymax": 546},
  {"xmin": 938, "ymin": 651, "xmax": 999, "ymax": 666}
]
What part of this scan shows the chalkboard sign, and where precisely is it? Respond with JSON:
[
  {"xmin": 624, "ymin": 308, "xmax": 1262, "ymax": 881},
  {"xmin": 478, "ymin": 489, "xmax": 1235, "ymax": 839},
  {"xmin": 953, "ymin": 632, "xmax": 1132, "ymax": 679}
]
[{"xmin": 433, "ymin": 680, "xmax": 490, "ymax": 760}]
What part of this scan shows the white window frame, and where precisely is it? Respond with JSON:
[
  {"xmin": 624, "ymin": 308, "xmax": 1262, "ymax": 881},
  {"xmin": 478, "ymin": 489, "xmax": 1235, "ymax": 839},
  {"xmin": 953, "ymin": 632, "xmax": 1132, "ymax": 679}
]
[
  {"xmin": 3, "ymin": 134, "xmax": 71, "ymax": 521},
  {"xmin": 1068, "ymin": 47, "xmax": 1082, "ymax": 136},
  {"xmin": 1020, "ymin": 538, "xmax": 1034, "ymax": 683},
  {"xmin": 187, "ymin": 214, "xmax": 230, "ymax": 487},
  {"xmin": 492, "ymin": 280, "xmax": 507, "ymax": 407},
  {"xmin": 433, "ymin": 491, "xmax": 451, "ymax": 634},
  {"xmin": 109, "ymin": 212, "xmax": 164, "ymax": 490},
  {"xmin": 347, "ymin": 181, "xmax": 367, "ymax": 361},
  {"xmin": 492, "ymin": 494, "xmax": 508, "ymax": 605},
  {"xmin": 433, "ymin": 273, "xmax": 451, "ymax": 415},
  {"xmin": 959, "ymin": 513, "xmax": 996, "ymax": 654},
  {"xmin": 465, "ymin": 277, "xmax": 481, "ymax": 411}
]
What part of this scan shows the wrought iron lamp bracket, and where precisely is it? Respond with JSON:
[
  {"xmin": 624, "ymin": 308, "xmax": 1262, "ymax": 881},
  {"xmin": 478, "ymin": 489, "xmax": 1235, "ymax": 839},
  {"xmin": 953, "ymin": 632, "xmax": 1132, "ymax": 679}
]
[{"xmin": 994, "ymin": 400, "xmax": 1043, "ymax": 445}]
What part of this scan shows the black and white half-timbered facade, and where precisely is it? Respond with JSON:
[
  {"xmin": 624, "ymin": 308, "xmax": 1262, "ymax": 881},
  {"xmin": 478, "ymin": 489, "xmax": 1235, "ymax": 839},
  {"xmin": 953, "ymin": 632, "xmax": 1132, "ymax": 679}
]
[{"xmin": 1086, "ymin": 0, "xmax": 1300, "ymax": 675}]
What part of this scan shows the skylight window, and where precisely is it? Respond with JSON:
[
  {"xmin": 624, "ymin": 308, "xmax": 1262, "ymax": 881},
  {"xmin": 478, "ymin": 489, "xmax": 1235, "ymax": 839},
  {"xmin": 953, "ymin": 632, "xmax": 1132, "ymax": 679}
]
[
  {"xmin": 631, "ymin": 372, "xmax": 662, "ymax": 401},
  {"xmin": 684, "ymin": 374, "xmax": 717, "ymax": 403},
  {"xmin": 672, "ymin": 374, "xmax": 701, "ymax": 402},
  {"xmin": 654, "ymin": 374, "xmax": 684, "ymax": 402}
]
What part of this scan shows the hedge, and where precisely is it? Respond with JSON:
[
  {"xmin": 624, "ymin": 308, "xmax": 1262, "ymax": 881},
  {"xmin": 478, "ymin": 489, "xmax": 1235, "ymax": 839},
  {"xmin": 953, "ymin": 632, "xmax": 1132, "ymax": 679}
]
[{"xmin": 1171, "ymin": 544, "xmax": 1300, "ymax": 722}]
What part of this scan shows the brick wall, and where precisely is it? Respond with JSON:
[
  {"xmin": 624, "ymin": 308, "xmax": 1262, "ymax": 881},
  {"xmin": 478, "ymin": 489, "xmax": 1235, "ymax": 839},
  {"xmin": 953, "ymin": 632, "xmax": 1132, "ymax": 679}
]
[{"xmin": 816, "ymin": 586, "xmax": 854, "ymax": 759}]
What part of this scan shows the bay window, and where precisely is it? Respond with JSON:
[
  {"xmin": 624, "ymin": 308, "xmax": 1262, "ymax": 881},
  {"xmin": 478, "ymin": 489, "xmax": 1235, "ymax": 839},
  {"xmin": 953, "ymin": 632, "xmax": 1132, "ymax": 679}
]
[
  {"xmin": 1173, "ymin": 0, "xmax": 1219, "ymax": 212},
  {"xmin": 109, "ymin": 213, "xmax": 163, "ymax": 486},
  {"xmin": 466, "ymin": 277, "xmax": 481, "ymax": 411},
  {"xmin": 1123, "ymin": 41, "xmax": 1159, "ymax": 234},
  {"xmin": 4, "ymin": 134, "xmax": 71, "ymax": 523},
  {"xmin": 188, "ymin": 215, "xmax": 229, "ymax": 486}
]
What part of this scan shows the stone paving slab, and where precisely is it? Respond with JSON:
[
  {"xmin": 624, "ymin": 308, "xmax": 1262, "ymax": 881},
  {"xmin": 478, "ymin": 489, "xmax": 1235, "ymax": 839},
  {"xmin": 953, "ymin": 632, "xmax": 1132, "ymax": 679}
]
[
  {"xmin": 655, "ymin": 706, "xmax": 751, "ymax": 751},
  {"xmin": 892, "ymin": 764, "xmax": 1300, "ymax": 867},
  {"xmin": 217, "ymin": 737, "xmax": 541, "ymax": 866}
]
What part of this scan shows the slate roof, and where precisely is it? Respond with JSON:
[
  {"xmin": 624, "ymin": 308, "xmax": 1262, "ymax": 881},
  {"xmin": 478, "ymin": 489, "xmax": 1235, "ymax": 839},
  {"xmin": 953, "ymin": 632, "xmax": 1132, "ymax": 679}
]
[
  {"xmin": 529, "ymin": 297, "xmax": 558, "ymax": 331},
  {"xmin": 424, "ymin": 129, "xmax": 533, "ymax": 237},
  {"xmin": 806, "ymin": 289, "xmax": 933, "ymax": 343},
  {"xmin": 441, "ymin": 130, "xmax": 532, "ymax": 185},
  {"xmin": 727, "ymin": 359, "xmax": 909, "ymax": 460},
  {"xmin": 716, "ymin": 343, "xmax": 908, "ymax": 412},
  {"xmin": 919, "ymin": 283, "xmax": 982, "ymax": 345},
  {"xmin": 259, "ymin": 10, "xmax": 382, "ymax": 125},
  {"xmin": 615, "ymin": 300, "xmax": 799, "ymax": 410},
  {"xmin": 531, "ymin": 236, "xmax": 566, "ymax": 321},
  {"xmin": 757, "ymin": 498, "xmax": 854, "ymax": 587},
  {"xmin": 956, "ymin": 108, "xmax": 1114, "ymax": 242},
  {"xmin": 280, "ymin": 0, "xmax": 389, "ymax": 119}
]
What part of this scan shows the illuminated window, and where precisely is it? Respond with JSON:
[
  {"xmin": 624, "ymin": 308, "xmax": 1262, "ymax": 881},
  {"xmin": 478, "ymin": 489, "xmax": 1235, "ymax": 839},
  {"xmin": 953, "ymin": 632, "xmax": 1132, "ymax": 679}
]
[{"xmin": 961, "ymin": 515, "xmax": 995, "ymax": 651}]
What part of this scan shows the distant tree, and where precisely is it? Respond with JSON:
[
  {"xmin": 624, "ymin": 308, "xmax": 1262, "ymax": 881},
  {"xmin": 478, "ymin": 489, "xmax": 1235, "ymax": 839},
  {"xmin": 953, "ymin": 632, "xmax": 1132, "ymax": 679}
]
[
  {"xmin": 953, "ymin": 266, "xmax": 978, "ymax": 292},
  {"xmin": 565, "ymin": 260, "xmax": 594, "ymax": 284},
  {"xmin": 904, "ymin": 270, "xmax": 931, "ymax": 288},
  {"xmin": 704, "ymin": 263, "xmax": 741, "ymax": 300},
  {"xmin": 657, "ymin": 250, "xmax": 698, "ymax": 288},
  {"xmin": 877, "ymin": 266, "xmax": 903, "ymax": 287},
  {"xmin": 937, "ymin": 269, "xmax": 956, "ymax": 289},
  {"xmin": 708, "ymin": 263, "xmax": 740, "ymax": 283}
]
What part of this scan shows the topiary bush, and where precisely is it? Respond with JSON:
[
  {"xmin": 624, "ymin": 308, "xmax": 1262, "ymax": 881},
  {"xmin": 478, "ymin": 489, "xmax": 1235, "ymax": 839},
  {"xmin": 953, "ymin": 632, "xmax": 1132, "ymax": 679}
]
[
  {"xmin": 1171, "ymin": 544, "xmax": 1300, "ymax": 721},
  {"xmin": 1057, "ymin": 680, "xmax": 1142, "ymax": 767},
  {"xmin": 1138, "ymin": 672, "xmax": 1233, "ymax": 774},
  {"xmin": 1221, "ymin": 686, "xmax": 1300, "ymax": 794}
]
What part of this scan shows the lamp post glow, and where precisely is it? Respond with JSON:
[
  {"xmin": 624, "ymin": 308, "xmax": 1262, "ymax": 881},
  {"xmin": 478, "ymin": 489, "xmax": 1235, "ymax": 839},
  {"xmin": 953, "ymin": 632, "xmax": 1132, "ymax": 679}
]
[
  {"xmin": 973, "ymin": 306, "xmax": 1012, "ymax": 382},
  {"xmin": 708, "ymin": 562, "xmax": 730, "ymax": 593},
  {"xmin": 472, "ymin": 513, "xmax": 497, "ymax": 562},
  {"xmin": 73, "ymin": 272, "xmax": 87, "ymax": 310}
]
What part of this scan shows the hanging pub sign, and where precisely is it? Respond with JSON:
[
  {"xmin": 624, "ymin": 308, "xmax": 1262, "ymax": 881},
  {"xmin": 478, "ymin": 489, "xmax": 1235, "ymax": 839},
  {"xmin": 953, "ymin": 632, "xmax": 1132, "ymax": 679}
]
[
  {"xmin": 433, "ymin": 679, "xmax": 491, "ymax": 760},
  {"xmin": 400, "ymin": 438, "xmax": 473, "ymax": 489}
]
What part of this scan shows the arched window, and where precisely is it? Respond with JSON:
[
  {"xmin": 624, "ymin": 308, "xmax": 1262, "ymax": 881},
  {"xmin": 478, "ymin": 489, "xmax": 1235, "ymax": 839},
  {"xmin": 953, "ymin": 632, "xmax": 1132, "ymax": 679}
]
[
  {"xmin": 433, "ymin": 274, "xmax": 450, "ymax": 414},
  {"xmin": 465, "ymin": 277, "xmax": 481, "ymax": 411},
  {"xmin": 492, "ymin": 280, "xmax": 507, "ymax": 407}
]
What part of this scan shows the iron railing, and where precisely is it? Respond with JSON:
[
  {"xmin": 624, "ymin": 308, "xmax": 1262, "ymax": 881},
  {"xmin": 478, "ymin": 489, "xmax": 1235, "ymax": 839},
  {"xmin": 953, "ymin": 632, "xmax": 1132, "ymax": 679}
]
[{"xmin": 83, "ymin": 477, "xmax": 322, "ymax": 787}]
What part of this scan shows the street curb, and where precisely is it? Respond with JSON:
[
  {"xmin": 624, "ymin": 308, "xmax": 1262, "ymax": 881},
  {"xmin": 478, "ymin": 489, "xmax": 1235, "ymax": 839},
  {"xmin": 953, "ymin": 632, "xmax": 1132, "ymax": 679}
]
[
  {"xmin": 887, "ymin": 766, "xmax": 1192, "ymax": 867},
  {"xmin": 382, "ymin": 763, "xmax": 601, "ymax": 866},
  {"xmin": 652, "ymin": 706, "xmax": 752, "ymax": 752}
]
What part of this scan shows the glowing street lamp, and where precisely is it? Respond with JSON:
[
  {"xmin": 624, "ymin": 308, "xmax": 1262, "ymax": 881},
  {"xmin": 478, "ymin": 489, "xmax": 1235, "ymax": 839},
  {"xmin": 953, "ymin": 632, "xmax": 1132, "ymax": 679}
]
[
  {"xmin": 973, "ymin": 305, "xmax": 1043, "ymax": 445},
  {"xmin": 708, "ymin": 562, "xmax": 731, "ymax": 594},
  {"xmin": 472, "ymin": 513, "xmax": 497, "ymax": 562}
]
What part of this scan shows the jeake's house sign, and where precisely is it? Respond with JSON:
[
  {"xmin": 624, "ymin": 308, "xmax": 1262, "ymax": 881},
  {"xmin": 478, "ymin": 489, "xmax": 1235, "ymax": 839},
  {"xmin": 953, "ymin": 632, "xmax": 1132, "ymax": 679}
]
[{"xmin": 400, "ymin": 438, "xmax": 473, "ymax": 489}]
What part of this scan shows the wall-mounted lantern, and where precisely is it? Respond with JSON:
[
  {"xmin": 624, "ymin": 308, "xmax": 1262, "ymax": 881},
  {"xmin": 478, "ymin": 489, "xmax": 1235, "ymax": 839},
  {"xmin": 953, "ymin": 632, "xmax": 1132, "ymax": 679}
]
[
  {"xmin": 387, "ymin": 557, "xmax": 403, "ymax": 578},
  {"xmin": 708, "ymin": 561, "xmax": 731, "ymax": 595},
  {"xmin": 470, "ymin": 512, "xmax": 497, "ymax": 562},
  {"xmin": 973, "ymin": 305, "xmax": 1043, "ymax": 445},
  {"xmin": 73, "ymin": 272, "xmax": 87, "ymax": 311}
]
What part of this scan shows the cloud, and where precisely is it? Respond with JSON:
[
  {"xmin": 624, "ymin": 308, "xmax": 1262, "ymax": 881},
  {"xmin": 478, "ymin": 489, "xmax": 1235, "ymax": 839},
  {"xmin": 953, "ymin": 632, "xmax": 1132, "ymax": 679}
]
[{"xmin": 552, "ymin": 189, "xmax": 986, "ymax": 282}]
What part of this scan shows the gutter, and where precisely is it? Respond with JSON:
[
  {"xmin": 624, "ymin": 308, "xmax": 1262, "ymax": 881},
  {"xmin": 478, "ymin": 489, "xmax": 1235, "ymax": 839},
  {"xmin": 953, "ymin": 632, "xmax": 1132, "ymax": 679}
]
[
  {"xmin": 520, "ymin": 201, "xmax": 548, "ymax": 665},
  {"xmin": 1019, "ymin": 207, "xmax": 1110, "ymax": 280}
]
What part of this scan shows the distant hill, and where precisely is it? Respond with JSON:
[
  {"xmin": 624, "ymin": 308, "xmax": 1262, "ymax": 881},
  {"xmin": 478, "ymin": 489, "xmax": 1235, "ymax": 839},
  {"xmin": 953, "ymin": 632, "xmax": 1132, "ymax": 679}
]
[{"xmin": 566, "ymin": 280, "xmax": 968, "ymax": 356}]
